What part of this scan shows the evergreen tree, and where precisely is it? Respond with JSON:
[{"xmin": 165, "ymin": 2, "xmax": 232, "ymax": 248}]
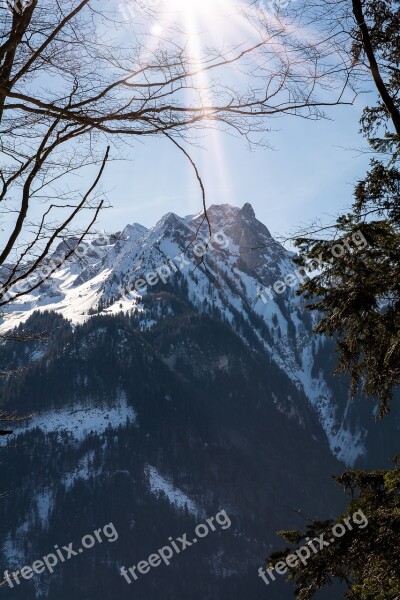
[
  {"xmin": 268, "ymin": 2, "xmax": 400, "ymax": 598},
  {"xmin": 295, "ymin": 0, "xmax": 400, "ymax": 417},
  {"xmin": 269, "ymin": 457, "xmax": 400, "ymax": 600}
]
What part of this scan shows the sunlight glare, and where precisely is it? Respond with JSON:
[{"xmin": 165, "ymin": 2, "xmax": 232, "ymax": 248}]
[
  {"xmin": 150, "ymin": 23, "xmax": 164, "ymax": 36},
  {"xmin": 151, "ymin": 0, "xmax": 234, "ymax": 29},
  {"xmin": 164, "ymin": 0, "xmax": 220, "ymax": 17}
]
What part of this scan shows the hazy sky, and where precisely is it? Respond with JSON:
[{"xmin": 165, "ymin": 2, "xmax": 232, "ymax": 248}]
[
  {"xmin": 0, "ymin": 0, "xmax": 374, "ymax": 252},
  {"xmin": 97, "ymin": 98, "xmax": 370, "ymax": 241},
  {"xmin": 84, "ymin": 0, "xmax": 373, "ymax": 244}
]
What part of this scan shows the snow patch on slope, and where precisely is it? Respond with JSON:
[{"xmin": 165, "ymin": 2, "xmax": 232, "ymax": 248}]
[
  {"xmin": 2, "ymin": 521, "xmax": 29, "ymax": 568},
  {"xmin": 0, "ymin": 267, "xmax": 114, "ymax": 332},
  {"xmin": 297, "ymin": 342, "xmax": 366, "ymax": 466},
  {"xmin": 63, "ymin": 450, "xmax": 101, "ymax": 489},
  {"xmin": 36, "ymin": 489, "xmax": 54, "ymax": 525},
  {"xmin": 0, "ymin": 393, "xmax": 136, "ymax": 445},
  {"xmin": 146, "ymin": 465, "xmax": 199, "ymax": 515}
]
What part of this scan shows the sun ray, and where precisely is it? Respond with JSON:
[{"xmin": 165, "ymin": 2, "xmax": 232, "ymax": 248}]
[{"xmin": 125, "ymin": 0, "xmax": 337, "ymax": 212}]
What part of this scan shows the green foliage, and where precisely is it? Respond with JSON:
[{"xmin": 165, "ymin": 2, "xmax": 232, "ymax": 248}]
[
  {"xmin": 269, "ymin": 457, "xmax": 400, "ymax": 600},
  {"xmin": 294, "ymin": 0, "xmax": 400, "ymax": 416},
  {"xmin": 276, "ymin": 4, "xmax": 400, "ymax": 599}
]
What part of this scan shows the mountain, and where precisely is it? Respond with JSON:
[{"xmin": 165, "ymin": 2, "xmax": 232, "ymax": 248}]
[{"xmin": 0, "ymin": 203, "xmax": 398, "ymax": 600}]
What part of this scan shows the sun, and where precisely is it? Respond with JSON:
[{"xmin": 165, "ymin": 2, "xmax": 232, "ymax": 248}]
[
  {"xmin": 134, "ymin": 0, "xmax": 280, "ymax": 213},
  {"xmin": 152, "ymin": 0, "xmax": 233, "ymax": 31},
  {"xmin": 167, "ymin": 0, "xmax": 216, "ymax": 16}
]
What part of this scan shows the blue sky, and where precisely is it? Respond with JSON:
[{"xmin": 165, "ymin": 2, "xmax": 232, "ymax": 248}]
[
  {"xmin": 83, "ymin": 0, "xmax": 373, "ymax": 245},
  {"xmin": 97, "ymin": 97, "xmax": 371, "ymax": 242},
  {"xmin": 0, "ymin": 0, "xmax": 374, "ymax": 253}
]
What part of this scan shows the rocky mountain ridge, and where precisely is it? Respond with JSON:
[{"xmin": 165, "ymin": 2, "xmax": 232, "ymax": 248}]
[{"xmin": 1, "ymin": 202, "xmax": 371, "ymax": 466}]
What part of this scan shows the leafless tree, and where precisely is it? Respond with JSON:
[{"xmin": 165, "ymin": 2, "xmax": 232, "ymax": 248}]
[
  {"xmin": 275, "ymin": 0, "xmax": 400, "ymax": 245},
  {"xmin": 0, "ymin": 0, "xmax": 356, "ymax": 311}
]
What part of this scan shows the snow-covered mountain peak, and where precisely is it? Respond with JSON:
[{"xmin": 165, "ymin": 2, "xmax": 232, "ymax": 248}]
[
  {"xmin": 154, "ymin": 211, "xmax": 189, "ymax": 233},
  {"xmin": 121, "ymin": 222, "xmax": 148, "ymax": 241},
  {"xmin": 0, "ymin": 202, "xmax": 369, "ymax": 466},
  {"xmin": 0, "ymin": 202, "xmax": 299, "ymax": 332}
]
